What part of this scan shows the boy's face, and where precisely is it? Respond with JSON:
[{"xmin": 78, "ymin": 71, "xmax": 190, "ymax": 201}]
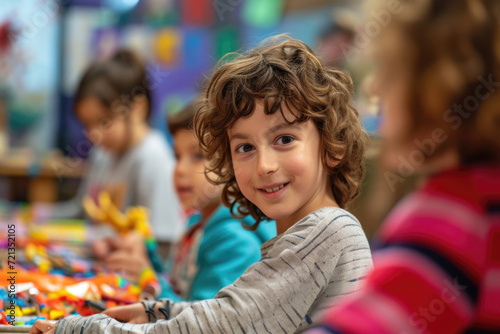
[
  {"xmin": 228, "ymin": 103, "xmax": 337, "ymax": 229},
  {"xmin": 173, "ymin": 129, "xmax": 222, "ymax": 211},
  {"xmin": 75, "ymin": 97, "xmax": 129, "ymax": 154}
]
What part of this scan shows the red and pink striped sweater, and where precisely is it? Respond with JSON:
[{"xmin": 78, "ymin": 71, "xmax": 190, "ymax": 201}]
[{"xmin": 310, "ymin": 165, "xmax": 500, "ymax": 334}]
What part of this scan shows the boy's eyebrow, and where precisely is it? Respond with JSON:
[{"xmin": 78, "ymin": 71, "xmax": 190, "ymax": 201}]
[
  {"xmin": 229, "ymin": 133, "xmax": 249, "ymax": 141},
  {"xmin": 267, "ymin": 122, "xmax": 298, "ymax": 136},
  {"xmin": 229, "ymin": 122, "xmax": 298, "ymax": 141}
]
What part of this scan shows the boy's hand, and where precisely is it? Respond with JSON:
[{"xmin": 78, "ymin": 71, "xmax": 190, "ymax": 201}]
[
  {"xmin": 105, "ymin": 250, "xmax": 151, "ymax": 282},
  {"xmin": 116, "ymin": 230, "xmax": 147, "ymax": 254},
  {"xmin": 93, "ymin": 232, "xmax": 150, "ymax": 281},
  {"xmin": 93, "ymin": 231, "xmax": 146, "ymax": 258},
  {"xmin": 98, "ymin": 230, "xmax": 150, "ymax": 282},
  {"xmin": 102, "ymin": 303, "xmax": 150, "ymax": 324},
  {"xmin": 30, "ymin": 320, "xmax": 56, "ymax": 334},
  {"xmin": 92, "ymin": 236, "xmax": 119, "ymax": 259}
]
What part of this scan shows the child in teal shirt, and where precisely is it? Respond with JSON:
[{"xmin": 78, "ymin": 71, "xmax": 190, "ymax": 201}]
[
  {"xmin": 161, "ymin": 98, "xmax": 276, "ymax": 301},
  {"xmin": 162, "ymin": 204, "xmax": 274, "ymax": 301}
]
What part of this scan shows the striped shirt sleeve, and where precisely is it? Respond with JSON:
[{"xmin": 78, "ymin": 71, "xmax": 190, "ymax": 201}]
[{"xmin": 55, "ymin": 208, "xmax": 371, "ymax": 334}]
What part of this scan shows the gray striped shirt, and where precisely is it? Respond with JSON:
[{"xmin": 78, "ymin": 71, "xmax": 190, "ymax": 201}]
[{"xmin": 55, "ymin": 207, "xmax": 373, "ymax": 334}]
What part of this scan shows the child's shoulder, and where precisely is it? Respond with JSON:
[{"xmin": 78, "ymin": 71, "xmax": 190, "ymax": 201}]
[
  {"xmin": 379, "ymin": 166, "xmax": 498, "ymax": 249},
  {"xmin": 291, "ymin": 207, "xmax": 362, "ymax": 236},
  {"xmin": 263, "ymin": 207, "xmax": 367, "ymax": 259},
  {"xmin": 137, "ymin": 130, "xmax": 170, "ymax": 154},
  {"xmin": 130, "ymin": 130, "xmax": 174, "ymax": 166},
  {"xmin": 203, "ymin": 206, "xmax": 276, "ymax": 243}
]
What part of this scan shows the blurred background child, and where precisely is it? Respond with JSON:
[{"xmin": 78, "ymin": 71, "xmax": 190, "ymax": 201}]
[
  {"xmin": 45, "ymin": 49, "xmax": 183, "ymax": 244},
  {"xmin": 100, "ymin": 97, "xmax": 276, "ymax": 301},
  {"xmin": 309, "ymin": 0, "xmax": 500, "ymax": 333}
]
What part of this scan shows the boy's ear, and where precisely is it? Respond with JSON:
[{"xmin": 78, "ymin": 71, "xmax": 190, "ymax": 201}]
[{"xmin": 325, "ymin": 151, "xmax": 344, "ymax": 168}]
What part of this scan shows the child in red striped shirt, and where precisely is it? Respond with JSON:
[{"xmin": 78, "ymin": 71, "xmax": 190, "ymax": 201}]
[{"xmin": 309, "ymin": 0, "xmax": 500, "ymax": 333}]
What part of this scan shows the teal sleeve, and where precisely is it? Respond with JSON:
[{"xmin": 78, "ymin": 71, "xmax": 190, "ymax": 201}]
[
  {"xmin": 157, "ymin": 272, "xmax": 183, "ymax": 302},
  {"xmin": 156, "ymin": 247, "xmax": 185, "ymax": 301},
  {"xmin": 145, "ymin": 239, "xmax": 164, "ymax": 274},
  {"xmin": 189, "ymin": 219, "xmax": 263, "ymax": 301},
  {"xmin": 156, "ymin": 246, "xmax": 183, "ymax": 301}
]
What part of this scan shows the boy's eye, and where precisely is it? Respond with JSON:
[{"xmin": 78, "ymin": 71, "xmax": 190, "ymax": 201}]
[
  {"xmin": 236, "ymin": 144, "xmax": 254, "ymax": 154},
  {"xmin": 276, "ymin": 135, "xmax": 294, "ymax": 145}
]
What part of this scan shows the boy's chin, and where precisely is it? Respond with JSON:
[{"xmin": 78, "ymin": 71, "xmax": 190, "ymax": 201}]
[{"xmin": 259, "ymin": 208, "xmax": 288, "ymax": 222}]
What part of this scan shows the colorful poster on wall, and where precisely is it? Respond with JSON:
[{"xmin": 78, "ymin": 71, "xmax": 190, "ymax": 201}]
[
  {"xmin": 181, "ymin": 0, "xmax": 214, "ymax": 26},
  {"xmin": 121, "ymin": 25, "xmax": 153, "ymax": 62},
  {"xmin": 142, "ymin": 0, "xmax": 178, "ymax": 26},
  {"xmin": 91, "ymin": 27, "xmax": 121, "ymax": 60},
  {"xmin": 153, "ymin": 27, "xmax": 181, "ymax": 66},
  {"xmin": 215, "ymin": 26, "xmax": 239, "ymax": 61},
  {"xmin": 183, "ymin": 28, "xmax": 213, "ymax": 70},
  {"xmin": 242, "ymin": 0, "xmax": 284, "ymax": 28}
]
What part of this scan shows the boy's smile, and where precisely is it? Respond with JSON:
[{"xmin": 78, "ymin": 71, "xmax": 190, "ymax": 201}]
[
  {"xmin": 228, "ymin": 102, "xmax": 338, "ymax": 234},
  {"xmin": 258, "ymin": 182, "xmax": 289, "ymax": 199}
]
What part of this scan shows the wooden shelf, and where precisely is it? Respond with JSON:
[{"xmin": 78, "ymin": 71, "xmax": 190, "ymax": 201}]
[{"xmin": 0, "ymin": 149, "xmax": 87, "ymax": 202}]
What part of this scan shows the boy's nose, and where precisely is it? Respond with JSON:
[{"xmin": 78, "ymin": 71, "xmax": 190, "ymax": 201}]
[
  {"xmin": 174, "ymin": 159, "xmax": 187, "ymax": 177},
  {"xmin": 256, "ymin": 150, "xmax": 278, "ymax": 176}
]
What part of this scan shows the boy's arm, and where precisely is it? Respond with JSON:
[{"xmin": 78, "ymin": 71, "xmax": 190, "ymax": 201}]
[
  {"xmin": 56, "ymin": 246, "xmax": 326, "ymax": 334},
  {"xmin": 53, "ymin": 213, "xmax": 364, "ymax": 334}
]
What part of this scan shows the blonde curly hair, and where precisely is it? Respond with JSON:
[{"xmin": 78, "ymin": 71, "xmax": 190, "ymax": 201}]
[
  {"xmin": 371, "ymin": 0, "xmax": 500, "ymax": 163},
  {"xmin": 194, "ymin": 35, "xmax": 369, "ymax": 229}
]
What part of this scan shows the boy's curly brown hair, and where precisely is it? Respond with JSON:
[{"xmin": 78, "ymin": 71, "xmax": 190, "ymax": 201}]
[{"xmin": 194, "ymin": 35, "xmax": 369, "ymax": 229}]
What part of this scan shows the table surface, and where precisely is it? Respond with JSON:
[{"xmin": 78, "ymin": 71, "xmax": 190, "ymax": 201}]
[{"xmin": 0, "ymin": 325, "xmax": 32, "ymax": 333}]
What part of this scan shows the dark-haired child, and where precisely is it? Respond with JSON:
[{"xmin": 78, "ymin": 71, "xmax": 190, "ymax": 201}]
[{"xmin": 49, "ymin": 49, "xmax": 183, "ymax": 243}]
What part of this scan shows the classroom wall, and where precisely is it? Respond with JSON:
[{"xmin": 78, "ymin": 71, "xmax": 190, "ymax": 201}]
[{"xmin": 0, "ymin": 0, "xmax": 360, "ymax": 158}]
